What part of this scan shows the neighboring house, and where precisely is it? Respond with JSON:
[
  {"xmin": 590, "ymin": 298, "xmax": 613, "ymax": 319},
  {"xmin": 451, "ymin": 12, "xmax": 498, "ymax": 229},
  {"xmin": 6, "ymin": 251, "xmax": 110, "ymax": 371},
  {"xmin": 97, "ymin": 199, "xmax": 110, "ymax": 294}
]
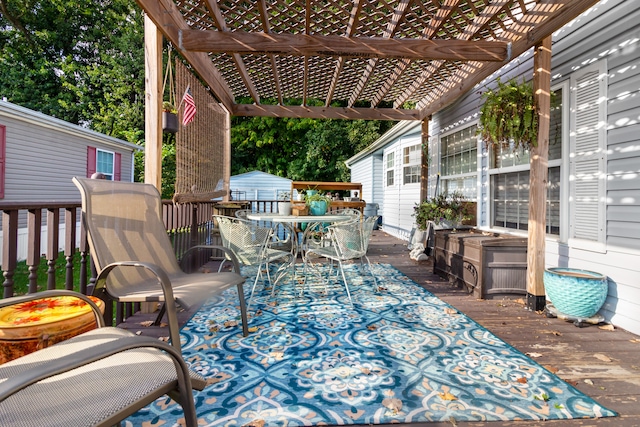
[
  {"xmin": 0, "ymin": 100, "xmax": 140, "ymax": 260},
  {"xmin": 347, "ymin": 0, "xmax": 640, "ymax": 336},
  {"xmin": 346, "ymin": 121, "xmax": 422, "ymax": 240},
  {"xmin": 229, "ymin": 171, "xmax": 292, "ymax": 201}
]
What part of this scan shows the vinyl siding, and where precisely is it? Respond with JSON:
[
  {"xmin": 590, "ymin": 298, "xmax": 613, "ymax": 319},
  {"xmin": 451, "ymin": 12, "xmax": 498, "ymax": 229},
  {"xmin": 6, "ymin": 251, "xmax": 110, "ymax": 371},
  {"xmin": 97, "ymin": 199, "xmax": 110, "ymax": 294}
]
[
  {"xmin": 431, "ymin": 0, "xmax": 640, "ymax": 336},
  {"xmin": 349, "ymin": 155, "xmax": 383, "ymax": 211},
  {"xmin": 0, "ymin": 103, "xmax": 136, "ymax": 203},
  {"xmin": 381, "ymin": 131, "xmax": 422, "ymax": 240}
]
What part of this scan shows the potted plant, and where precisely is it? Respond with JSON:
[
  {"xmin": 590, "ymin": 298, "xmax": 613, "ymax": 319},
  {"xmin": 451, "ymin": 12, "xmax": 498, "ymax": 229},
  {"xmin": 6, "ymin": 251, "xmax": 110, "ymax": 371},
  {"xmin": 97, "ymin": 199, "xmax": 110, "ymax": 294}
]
[
  {"xmin": 162, "ymin": 101, "xmax": 179, "ymax": 133},
  {"xmin": 478, "ymin": 78, "xmax": 538, "ymax": 151},
  {"xmin": 277, "ymin": 191, "xmax": 291, "ymax": 216},
  {"xmin": 305, "ymin": 191, "xmax": 331, "ymax": 216},
  {"xmin": 413, "ymin": 191, "xmax": 471, "ymax": 231}
]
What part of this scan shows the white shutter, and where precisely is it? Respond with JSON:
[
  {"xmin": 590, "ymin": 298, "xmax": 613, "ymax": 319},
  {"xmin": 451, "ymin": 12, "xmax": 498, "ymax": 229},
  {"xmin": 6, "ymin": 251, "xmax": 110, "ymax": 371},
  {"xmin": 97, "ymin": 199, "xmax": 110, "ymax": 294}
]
[{"xmin": 569, "ymin": 60, "xmax": 607, "ymax": 250}]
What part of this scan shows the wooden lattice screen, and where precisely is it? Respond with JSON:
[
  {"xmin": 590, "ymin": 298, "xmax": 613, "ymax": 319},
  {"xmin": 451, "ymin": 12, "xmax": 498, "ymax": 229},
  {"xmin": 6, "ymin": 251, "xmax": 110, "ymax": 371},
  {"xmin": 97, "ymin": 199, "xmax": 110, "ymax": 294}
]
[{"xmin": 173, "ymin": 60, "xmax": 230, "ymax": 203}]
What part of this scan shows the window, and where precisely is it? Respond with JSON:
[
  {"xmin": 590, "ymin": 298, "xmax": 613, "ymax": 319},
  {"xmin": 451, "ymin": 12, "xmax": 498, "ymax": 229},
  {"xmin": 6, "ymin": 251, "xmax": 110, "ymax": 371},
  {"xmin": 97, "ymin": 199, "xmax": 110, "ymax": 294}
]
[
  {"xmin": 97, "ymin": 149, "xmax": 115, "ymax": 180},
  {"xmin": 491, "ymin": 167, "xmax": 560, "ymax": 234},
  {"xmin": 488, "ymin": 87, "xmax": 564, "ymax": 235},
  {"xmin": 386, "ymin": 152, "xmax": 394, "ymax": 186},
  {"xmin": 439, "ymin": 124, "xmax": 477, "ymax": 199},
  {"xmin": 87, "ymin": 146, "xmax": 122, "ymax": 180},
  {"xmin": 403, "ymin": 144, "xmax": 420, "ymax": 184}
]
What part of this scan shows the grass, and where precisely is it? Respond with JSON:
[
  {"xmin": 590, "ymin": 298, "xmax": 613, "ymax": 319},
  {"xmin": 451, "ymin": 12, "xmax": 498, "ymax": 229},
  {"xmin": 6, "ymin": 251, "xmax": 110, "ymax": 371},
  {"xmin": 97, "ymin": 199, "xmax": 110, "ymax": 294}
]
[{"xmin": 9, "ymin": 252, "xmax": 84, "ymax": 296}]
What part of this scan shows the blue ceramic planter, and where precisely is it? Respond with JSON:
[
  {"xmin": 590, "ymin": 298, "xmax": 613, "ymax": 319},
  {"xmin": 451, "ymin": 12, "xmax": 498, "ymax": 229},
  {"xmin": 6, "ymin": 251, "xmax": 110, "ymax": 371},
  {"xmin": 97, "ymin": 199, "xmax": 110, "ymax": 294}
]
[
  {"xmin": 308, "ymin": 200, "xmax": 328, "ymax": 216},
  {"xmin": 544, "ymin": 267, "xmax": 608, "ymax": 318}
]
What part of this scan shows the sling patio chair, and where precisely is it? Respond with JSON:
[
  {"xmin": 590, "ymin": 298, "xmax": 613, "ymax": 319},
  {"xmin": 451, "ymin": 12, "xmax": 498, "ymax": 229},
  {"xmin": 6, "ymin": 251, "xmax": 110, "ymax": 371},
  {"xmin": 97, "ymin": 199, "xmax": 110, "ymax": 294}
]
[
  {"xmin": 0, "ymin": 290, "xmax": 199, "ymax": 427},
  {"xmin": 214, "ymin": 215, "xmax": 294, "ymax": 309},
  {"xmin": 303, "ymin": 216, "xmax": 379, "ymax": 306},
  {"xmin": 73, "ymin": 177, "xmax": 250, "ymax": 353}
]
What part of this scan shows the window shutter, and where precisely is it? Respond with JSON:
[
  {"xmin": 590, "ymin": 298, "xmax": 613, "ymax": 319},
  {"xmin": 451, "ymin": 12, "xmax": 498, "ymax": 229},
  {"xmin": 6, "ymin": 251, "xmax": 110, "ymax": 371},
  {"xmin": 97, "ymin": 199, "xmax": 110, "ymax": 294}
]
[
  {"xmin": 0, "ymin": 125, "xmax": 5, "ymax": 199},
  {"xmin": 114, "ymin": 153, "xmax": 122, "ymax": 181},
  {"xmin": 86, "ymin": 146, "xmax": 97, "ymax": 177},
  {"xmin": 569, "ymin": 61, "xmax": 607, "ymax": 248}
]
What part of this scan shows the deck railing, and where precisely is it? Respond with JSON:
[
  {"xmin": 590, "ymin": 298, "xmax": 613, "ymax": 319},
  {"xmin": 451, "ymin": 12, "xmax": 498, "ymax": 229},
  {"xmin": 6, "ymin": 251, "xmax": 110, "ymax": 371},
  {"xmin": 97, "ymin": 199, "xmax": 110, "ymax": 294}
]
[{"xmin": 0, "ymin": 199, "xmax": 280, "ymax": 325}]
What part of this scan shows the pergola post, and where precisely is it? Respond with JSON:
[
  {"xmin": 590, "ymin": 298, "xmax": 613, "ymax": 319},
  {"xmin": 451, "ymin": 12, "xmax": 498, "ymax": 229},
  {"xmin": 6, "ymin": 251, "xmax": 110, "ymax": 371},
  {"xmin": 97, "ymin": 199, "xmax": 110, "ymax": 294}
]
[
  {"xmin": 143, "ymin": 14, "xmax": 163, "ymax": 190},
  {"xmin": 420, "ymin": 116, "xmax": 431, "ymax": 202},
  {"xmin": 526, "ymin": 36, "xmax": 552, "ymax": 311}
]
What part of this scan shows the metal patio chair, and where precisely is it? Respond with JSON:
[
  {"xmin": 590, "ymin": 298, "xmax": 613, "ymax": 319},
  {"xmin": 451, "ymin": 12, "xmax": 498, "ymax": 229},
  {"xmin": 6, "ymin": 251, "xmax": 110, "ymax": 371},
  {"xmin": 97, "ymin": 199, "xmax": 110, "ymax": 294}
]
[
  {"xmin": 73, "ymin": 177, "xmax": 250, "ymax": 350},
  {"xmin": 303, "ymin": 216, "xmax": 378, "ymax": 306},
  {"xmin": 0, "ymin": 290, "xmax": 199, "ymax": 427},
  {"xmin": 214, "ymin": 215, "xmax": 294, "ymax": 308}
]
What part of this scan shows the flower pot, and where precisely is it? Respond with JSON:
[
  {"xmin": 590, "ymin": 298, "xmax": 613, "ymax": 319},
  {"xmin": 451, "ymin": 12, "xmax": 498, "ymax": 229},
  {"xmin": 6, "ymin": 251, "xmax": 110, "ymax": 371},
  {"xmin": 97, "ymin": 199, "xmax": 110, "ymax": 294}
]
[
  {"xmin": 544, "ymin": 267, "xmax": 608, "ymax": 318},
  {"xmin": 278, "ymin": 201, "xmax": 291, "ymax": 216},
  {"xmin": 162, "ymin": 112, "xmax": 179, "ymax": 133},
  {"xmin": 308, "ymin": 200, "xmax": 328, "ymax": 216}
]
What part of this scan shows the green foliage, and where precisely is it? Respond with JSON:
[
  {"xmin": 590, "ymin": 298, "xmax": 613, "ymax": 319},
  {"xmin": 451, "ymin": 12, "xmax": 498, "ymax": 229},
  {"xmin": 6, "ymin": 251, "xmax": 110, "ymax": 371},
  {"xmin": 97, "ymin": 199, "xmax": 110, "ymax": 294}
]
[
  {"xmin": 231, "ymin": 101, "xmax": 395, "ymax": 182},
  {"xmin": 0, "ymin": 0, "xmax": 146, "ymax": 141},
  {"xmin": 304, "ymin": 191, "xmax": 331, "ymax": 206},
  {"xmin": 479, "ymin": 78, "xmax": 537, "ymax": 150},
  {"xmin": 413, "ymin": 191, "xmax": 471, "ymax": 230},
  {"xmin": 10, "ymin": 252, "xmax": 84, "ymax": 296}
]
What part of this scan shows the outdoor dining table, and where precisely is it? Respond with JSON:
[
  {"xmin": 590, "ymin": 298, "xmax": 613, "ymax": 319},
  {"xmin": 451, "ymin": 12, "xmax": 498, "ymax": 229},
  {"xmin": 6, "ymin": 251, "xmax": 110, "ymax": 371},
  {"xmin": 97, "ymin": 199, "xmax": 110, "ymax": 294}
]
[{"xmin": 245, "ymin": 213, "xmax": 352, "ymax": 286}]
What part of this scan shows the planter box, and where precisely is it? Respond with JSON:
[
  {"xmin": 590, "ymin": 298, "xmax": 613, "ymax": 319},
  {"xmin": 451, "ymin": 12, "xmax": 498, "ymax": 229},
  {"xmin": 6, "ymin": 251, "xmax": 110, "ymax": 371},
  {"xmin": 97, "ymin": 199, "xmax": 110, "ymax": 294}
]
[{"xmin": 433, "ymin": 228, "xmax": 528, "ymax": 299}]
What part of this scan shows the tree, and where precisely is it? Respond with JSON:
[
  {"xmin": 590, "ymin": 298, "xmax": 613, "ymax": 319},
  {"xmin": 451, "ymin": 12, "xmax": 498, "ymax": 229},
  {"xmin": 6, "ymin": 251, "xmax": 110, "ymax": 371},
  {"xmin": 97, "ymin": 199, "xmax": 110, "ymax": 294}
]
[{"xmin": 231, "ymin": 102, "xmax": 394, "ymax": 182}]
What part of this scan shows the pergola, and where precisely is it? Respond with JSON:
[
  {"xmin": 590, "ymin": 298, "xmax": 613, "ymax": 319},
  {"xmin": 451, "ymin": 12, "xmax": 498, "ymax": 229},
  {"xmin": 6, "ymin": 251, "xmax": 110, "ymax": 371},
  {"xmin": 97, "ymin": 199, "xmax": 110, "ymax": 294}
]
[{"xmin": 135, "ymin": 0, "xmax": 601, "ymax": 309}]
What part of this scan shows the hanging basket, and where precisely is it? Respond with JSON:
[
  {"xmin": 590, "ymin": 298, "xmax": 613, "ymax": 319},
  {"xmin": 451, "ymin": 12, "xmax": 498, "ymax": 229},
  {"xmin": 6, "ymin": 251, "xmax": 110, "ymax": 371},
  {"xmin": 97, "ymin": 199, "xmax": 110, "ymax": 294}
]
[
  {"xmin": 162, "ymin": 111, "xmax": 179, "ymax": 133},
  {"xmin": 544, "ymin": 267, "xmax": 608, "ymax": 318}
]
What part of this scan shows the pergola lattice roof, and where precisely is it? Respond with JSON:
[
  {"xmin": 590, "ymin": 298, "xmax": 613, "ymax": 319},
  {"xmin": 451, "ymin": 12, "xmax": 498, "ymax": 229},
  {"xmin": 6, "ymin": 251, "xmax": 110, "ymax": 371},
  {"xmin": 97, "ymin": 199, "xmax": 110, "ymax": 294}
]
[{"xmin": 138, "ymin": 0, "xmax": 599, "ymax": 121}]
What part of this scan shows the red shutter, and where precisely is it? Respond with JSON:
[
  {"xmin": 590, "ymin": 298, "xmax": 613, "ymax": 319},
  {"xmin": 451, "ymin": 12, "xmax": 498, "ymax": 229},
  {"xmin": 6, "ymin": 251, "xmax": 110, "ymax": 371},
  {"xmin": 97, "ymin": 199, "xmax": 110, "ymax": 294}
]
[
  {"xmin": 114, "ymin": 152, "xmax": 122, "ymax": 181},
  {"xmin": 86, "ymin": 146, "xmax": 97, "ymax": 177},
  {"xmin": 0, "ymin": 125, "xmax": 5, "ymax": 199}
]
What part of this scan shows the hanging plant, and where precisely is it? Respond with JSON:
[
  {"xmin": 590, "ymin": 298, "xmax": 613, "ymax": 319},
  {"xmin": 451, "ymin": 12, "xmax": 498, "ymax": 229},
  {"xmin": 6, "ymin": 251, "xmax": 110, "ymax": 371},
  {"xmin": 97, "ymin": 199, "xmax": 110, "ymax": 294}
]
[
  {"xmin": 478, "ymin": 78, "xmax": 537, "ymax": 150},
  {"xmin": 162, "ymin": 46, "xmax": 179, "ymax": 134}
]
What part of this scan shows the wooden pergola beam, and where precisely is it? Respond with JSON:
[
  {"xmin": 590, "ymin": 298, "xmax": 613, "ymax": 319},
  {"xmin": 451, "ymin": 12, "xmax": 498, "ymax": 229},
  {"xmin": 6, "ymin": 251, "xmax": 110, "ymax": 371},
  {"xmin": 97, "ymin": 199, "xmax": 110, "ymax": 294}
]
[
  {"xmin": 179, "ymin": 31, "xmax": 509, "ymax": 62},
  {"xmin": 232, "ymin": 104, "xmax": 419, "ymax": 121},
  {"xmin": 137, "ymin": 0, "xmax": 236, "ymax": 111},
  {"xmin": 417, "ymin": 0, "xmax": 601, "ymax": 120}
]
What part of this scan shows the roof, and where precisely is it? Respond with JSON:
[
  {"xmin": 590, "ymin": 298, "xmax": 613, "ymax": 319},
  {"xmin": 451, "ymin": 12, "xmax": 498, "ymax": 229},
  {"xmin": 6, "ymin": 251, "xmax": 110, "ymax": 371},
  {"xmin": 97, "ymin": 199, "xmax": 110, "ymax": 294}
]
[
  {"xmin": 137, "ymin": 0, "xmax": 599, "ymax": 121},
  {"xmin": 345, "ymin": 120, "xmax": 421, "ymax": 166},
  {"xmin": 0, "ymin": 100, "xmax": 141, "ymax": 151}
]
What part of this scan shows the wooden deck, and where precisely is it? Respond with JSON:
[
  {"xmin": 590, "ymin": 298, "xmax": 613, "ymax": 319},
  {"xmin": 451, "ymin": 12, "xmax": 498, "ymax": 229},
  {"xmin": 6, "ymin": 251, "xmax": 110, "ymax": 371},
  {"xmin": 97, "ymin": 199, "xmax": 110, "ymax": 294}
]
[{"xmin": 120, "ymin": 230, "xmax": 640, "ymax": 426}]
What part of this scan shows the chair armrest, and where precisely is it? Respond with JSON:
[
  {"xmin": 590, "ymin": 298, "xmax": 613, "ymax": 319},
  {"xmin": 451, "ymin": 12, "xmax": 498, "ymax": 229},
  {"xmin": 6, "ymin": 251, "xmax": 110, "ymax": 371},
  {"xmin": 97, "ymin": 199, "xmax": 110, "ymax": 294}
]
[
  {"xmin": 182, "ymin": 244, "xmax": 242, "ymax": 273},
  {"xmin": 95, "ymin": 261, "xmax": 182, "ymax": 352},
  {"xmin": 0, "ymin": 290, "xmax": 105, "ymax": 328},
  {"xmin": 0, "ymin": 333, "xmax": 196, "ymax": 425}
]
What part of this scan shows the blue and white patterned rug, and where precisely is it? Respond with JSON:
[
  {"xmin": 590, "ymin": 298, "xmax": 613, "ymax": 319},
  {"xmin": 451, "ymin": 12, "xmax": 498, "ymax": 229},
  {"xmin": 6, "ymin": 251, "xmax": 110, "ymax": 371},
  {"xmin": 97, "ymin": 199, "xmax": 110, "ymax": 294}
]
[{"xmin": 126, "ymin": 263, "xmax": 616, "ymax": 426}]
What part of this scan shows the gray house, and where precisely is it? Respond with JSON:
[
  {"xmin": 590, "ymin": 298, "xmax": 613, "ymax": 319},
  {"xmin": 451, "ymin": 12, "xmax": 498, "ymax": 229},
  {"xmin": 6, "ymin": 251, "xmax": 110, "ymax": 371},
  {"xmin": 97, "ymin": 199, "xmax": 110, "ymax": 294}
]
[
  {"xmin": 347, "ymin": 0, "xmax": 640, "ymax": 336},
  {"xmin": 0, "ymin": 100, "xmax": 140, "ymax": 259}
]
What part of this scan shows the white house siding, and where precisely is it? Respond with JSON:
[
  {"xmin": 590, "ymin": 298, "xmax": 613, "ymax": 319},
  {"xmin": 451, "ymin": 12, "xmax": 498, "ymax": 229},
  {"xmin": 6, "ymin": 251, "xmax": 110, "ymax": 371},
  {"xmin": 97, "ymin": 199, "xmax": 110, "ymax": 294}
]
[
  {"xmin": 428, "ymin": 0, "xmax": 640, "ymax": 336},
  {"xmin": 349, "ymin": 155, "xmax": 383, "ymax": 215},
  {"xmin": 229, "ymin": 171, "xmax": 292, "ymax": 200},
  {"xmin": 381, "ymin": 129, "xmax": 423, "ymax": 240}
]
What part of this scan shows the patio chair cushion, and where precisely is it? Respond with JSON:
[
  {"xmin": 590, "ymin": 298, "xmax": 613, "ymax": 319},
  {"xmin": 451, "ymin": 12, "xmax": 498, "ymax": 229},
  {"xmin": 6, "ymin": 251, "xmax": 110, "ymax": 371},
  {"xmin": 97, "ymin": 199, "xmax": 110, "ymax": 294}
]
[{"xmin": 0, "ymin": 326, "xmax": 201, "ymax": 427}]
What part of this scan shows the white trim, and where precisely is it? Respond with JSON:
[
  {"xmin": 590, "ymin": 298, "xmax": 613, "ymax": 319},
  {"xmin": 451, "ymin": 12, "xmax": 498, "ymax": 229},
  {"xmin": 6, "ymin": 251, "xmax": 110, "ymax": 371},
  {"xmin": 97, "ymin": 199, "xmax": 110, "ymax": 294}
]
[{"xmin": 568, "ymin": 59, "xmax": 608, "ymax": 252}]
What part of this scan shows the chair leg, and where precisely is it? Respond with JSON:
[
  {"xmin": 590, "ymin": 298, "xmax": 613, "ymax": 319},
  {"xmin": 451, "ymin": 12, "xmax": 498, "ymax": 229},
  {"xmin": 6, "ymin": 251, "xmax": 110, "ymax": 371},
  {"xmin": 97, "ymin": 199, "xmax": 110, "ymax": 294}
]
[
  {"xmin": 154, "ymin": 302, "xmax": 166, "ymax": 326},
  {"xmin": 237, "ymin": 282, "xmax": 249, "ymax": 337},
  {"xmin": 337, "ymin": 260, "xmax": 354, "ymax": 307},
  {"xmin": 246, "ymin": 269, "xmax": 263, "ymax": 311},
  {"xmin": 364, "ymin": 255, "xmax": 378, "ymax": 289}
]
